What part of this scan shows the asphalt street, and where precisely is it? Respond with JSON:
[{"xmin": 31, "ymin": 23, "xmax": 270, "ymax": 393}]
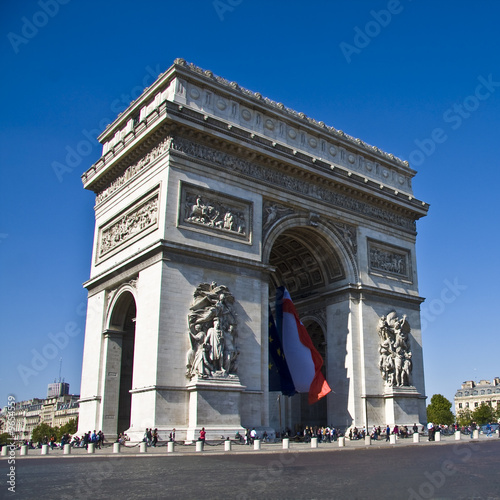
[{"xmin": 2, "ymin": 439, "xmax": 500, "ymax": 499}]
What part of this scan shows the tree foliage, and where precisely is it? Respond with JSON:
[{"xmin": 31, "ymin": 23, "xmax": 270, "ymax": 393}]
[
  {"xmin": 426, "ymin": 394, "xmax": 455, "ymax": 425},
  {"xmin": 31, "ymin": 423, "xmax": 58, "ymax": 444},
  {"xmin": 456, "ymin": 408, "xmax": 473, "ymax": 427},
  {"xmin": 56, "ymin": 418, "xmax": 78, "ymax": 440},
  {"xmin": 472, "ymin": 402, "xmax": 495, "ymax": 425},
  {"xmin": 0, "ymin": 432, "xmax": 11, "ymax": 445}
]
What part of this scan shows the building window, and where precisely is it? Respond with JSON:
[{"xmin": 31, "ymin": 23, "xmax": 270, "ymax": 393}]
[
  {"xmin": 475, "ymin": 402, "xmax": 478, "ymax": 407},
  {"xmin": 459, "ymin": 403, "xmax": 463, "ymax": 409},
  {"xmin": 466, "ymin": 402, "xmax": 469, "ymax": 408}
]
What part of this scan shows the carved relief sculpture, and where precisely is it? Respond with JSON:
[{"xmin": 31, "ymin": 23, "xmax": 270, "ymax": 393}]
[
  {"xmin": 377, "ymin": 311, "xmax": 413, "ymax": 387},
  {"xmin": 369, "ymin": 243, "xmax": 409, "ymax": 278},
  {"xmin": 186, "ymin": 282, "xmax": 239, "ymax": 379},
  {"xmin": 185, "ymin": 194, "xmax": 246, "ymax": 235},
  {"xmin": 99, "ymin": 193, "xmax": 159, "ymax": 257}
]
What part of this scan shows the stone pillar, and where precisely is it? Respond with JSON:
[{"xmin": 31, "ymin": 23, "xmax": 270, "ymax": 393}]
[
  {"xmin": 139, "ymin": 442, "xmax": 147, "ymax": 453},
  {"xmin": 196, "ymin": 441, "xmax": 204, "ymax": 452},
  {"xmin": 338, "ymin": 437, "xmax": 345, "ymax": 447},
  {"xmin": 364, "ymin": 435, "xmax": 371, "ymax": 446},
  {"xmin": 389, "ymin": 434, "xmax": 396, "ymax": 444},
  {"xmin": 88, "ymin": 443, "xmax": 95, "ymax": 454},
  {"xmin": 413, "ymin": 433, "xmax": 420, "ymax": 443},
  {"xmin": 311, "ymin": 437, "xmax": 318, "ymax": 448},
  {"xmin": 473, "ymin": 429, "xmax": 479, "ymax": 439},
  {"xmin": 253, "ymin": 439, "xmax": 261, "ymax": 450},
  {"xmin": 435, "ymin": 431, "xmax": 441, "ymax": 442},
  {"xmin": 20, "ymin": 445, "xmax": 28, "ymax": 456},
  {"xmin": 113, "ymin": 443, "xmax": 121, "ymax": 453},
  {"xmin": 41, "ymin": 444, "xmax": 49, "ymax": 455},
  {"xmin": 63, "ymin": 444, "xmax": 71, "ymax": 455},
  {"xmin": 0, "ymin": 446, "xmax": 8, "ymax": 457},
  {"xmin": 455, "ymin": 431, "xmax": 461, "ymax": 441},
  {"xmin": 282, "ymin": 438, "xmax": 289, "ymax": 449},
  {"xmin": 224, "ymin": 440, "xmax": 231, "ymax": 452},
  {"xmin": 167, "ymin": 441, "xmax": 175, "ymax": 453}
]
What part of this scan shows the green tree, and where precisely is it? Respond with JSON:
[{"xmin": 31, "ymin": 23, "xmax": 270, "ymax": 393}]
[
  {"xmin": 56, "ymin": 418, "xmax": 78, "ymax": 440},
  {"xmin": 456, "ymin": 408, "xmax": 473, "ymax": 427},
  {"xmin": 0, "ymin": 432, "xmax": 11, "ymax": 445},
  {"xmin": 472, "ymin": 402, "xmax": 494, "ymax": 425},
  {"xmin": 31, "ymin": 423, "xmax": 58, "ymax": 444},
  {"xmin": 426, "ymin": 394, "xmax": 455, "ymax": 425}
]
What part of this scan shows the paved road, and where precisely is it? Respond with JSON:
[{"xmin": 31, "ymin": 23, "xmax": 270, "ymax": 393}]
[{"xmin": 2, "ymin": 439, "xmax": 500, "ymax": 499}]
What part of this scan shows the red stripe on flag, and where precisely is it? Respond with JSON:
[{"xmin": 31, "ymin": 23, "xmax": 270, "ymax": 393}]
[{"xmin": 283, "ymin": 298, "xmax": 331, "ymax": 404}]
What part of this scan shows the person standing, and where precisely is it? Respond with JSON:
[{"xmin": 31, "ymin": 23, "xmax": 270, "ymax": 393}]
[
  {"xmin": 199, "ymin": 427, "xmax": 206, "ymax": 448},
  {"xmin": 152, "ymin": 428, "xmax": 158, "ymax": 447}
]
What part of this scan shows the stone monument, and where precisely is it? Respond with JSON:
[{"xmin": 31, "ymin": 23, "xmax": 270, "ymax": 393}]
[{"xmin": 77, "ymin": 59, "xmax": 429, "ymax": 441}]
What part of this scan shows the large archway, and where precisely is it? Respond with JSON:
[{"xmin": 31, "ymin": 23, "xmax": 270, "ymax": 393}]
[
  {"xmin": 105, "ymin": 290, "xmax": 137, "ymax": 436},
  {"xmin": 267, "ymin": 224, "xmax": 350, "ymax": 431}
]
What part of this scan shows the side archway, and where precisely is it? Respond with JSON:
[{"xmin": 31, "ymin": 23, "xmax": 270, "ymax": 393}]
[{"xmin": 103, "ymin": 288, "xmax": 137, "ymax": 437}]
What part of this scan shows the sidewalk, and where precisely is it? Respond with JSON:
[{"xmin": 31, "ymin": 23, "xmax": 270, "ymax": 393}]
[{"xmin": 5, "ymin": 432, "xmax": 499, "ymax": 459}]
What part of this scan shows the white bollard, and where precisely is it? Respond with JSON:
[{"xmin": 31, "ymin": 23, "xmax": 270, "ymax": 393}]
[
  {"xmin": 413, "ymin": 433, "xmax": 420, "ymax": 443},
  {"xmin": 139, "ymin": 442, "xmax": 147, "ymax": 453},
  {"xmin": 364, "ymin": 435, "xmax": 371, "ymax": 446},
  {"xmin": 389, "ymin": 434, "xmax": 397, "ymax": 444},
  {"xmin": 253, "ymin": 439, "xmax": 261, "ymax": 450},
  {"xmin": 64, "ymin": 444, "xmax": 71, "ymax": 455},
  {"xmin": 455, "ymin": 431, "xmax": 461, "ymax": 441},
  {"xmin": 41, "ymin": 444, "xmax": 49, "ymax": 455},
  {"xmin": 338, "ymin": 437, "xmax": 345, "ymax": 447},
  {"xmin": 282, "ymin": 438, "xmax": 289, "ymax": 450},
  {"xmin": 195, "ymin": 440, "xmax": 204, "ymax": 452},
  {"xmin": 473, "ymin": 429, "xmax": 479, "ymax": 440},
  {"xmin": 88, "ymin": 443, "xmax": 95, "ymax": 454},
  {"xmin": 113, "ymin": 443, "xmax": 121, "ymax": 453},
  {"xmin": 311, "ymin": 437, "xmax": 318, "ymax": 448},
  {"xmin": 167, "ymin": 441, "xmax": 175, "ymax": 453},
  {"xmin": 435, "ymin": 431, "xmax": 441, "ymax": 442},
  {"xmin": 224, "ymin": 440, "xmax": 231, "ymax": 452},
  {"xmin": 20, "ymin": 445, "xmax": 28, "ymax": 456},
  {"xmin": 1, "ymin": 446, "xmax": 8, "ymax": 457}
]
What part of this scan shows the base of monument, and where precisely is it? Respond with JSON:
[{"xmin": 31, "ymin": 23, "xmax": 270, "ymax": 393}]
[
  {"xmin": 186, "ymin": 375, "xmax": 246, "ymax": 441},
  {"xmin": 364, "ymin": 386, "xmax": 426, "ymax": 427}
]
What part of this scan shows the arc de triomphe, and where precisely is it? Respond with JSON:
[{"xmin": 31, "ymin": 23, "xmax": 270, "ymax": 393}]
[{"xmin": 77, "ymin": 59, "xmax": 428, "ymax": 441}]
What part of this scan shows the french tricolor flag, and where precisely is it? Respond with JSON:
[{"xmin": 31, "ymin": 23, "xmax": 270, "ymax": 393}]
[{"xmin": 277, "ymin": 287, "xmax": 332, "ymax": 404}]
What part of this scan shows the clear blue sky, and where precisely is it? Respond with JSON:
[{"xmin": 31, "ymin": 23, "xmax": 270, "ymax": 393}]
[{"xmin": 1, "ymin": 0, "xmax": 499, "ymax": 411}]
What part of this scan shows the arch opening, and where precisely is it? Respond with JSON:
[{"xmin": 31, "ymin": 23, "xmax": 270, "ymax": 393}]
[
  {"xmin": 267, "ymin": 225, "xmax": 347, "ymax": 431},
  {"xmin": 106, "ymin": 291, "xmax": 136, "ymax": 436}
]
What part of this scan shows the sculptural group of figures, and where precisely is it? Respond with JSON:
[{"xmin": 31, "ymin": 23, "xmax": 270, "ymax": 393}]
[
  {"xmin": 186, "ymin": 282, "xmax": 238, "ymax": 379},
  {"xmin": 377, "ymin": 311, "xmax": 413, "ymax": 387},
  {"xmin": 186, "ymin": 195, "xmax": 246, "ymax": 235}
]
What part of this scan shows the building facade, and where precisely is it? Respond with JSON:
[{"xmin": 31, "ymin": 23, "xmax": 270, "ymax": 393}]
[
  {"xmin": 78, "ymin": 59, "xmax": 429, "ymax": 441},
  {"xmin": 0, "ymin": 391, "xmax": 79, "ymax": 442},
  {"xmin": 455, "ymin": 378, "xmax": 500, "ymax": 414}
]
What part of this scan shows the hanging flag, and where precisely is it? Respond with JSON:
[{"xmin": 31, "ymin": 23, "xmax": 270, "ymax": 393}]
[
  {"xmin": 277, "ymin": 286, "xmax": 331, "ymax": 405},
  {"xmin": 268, "ymin": 307, "xmax": 296, "ymax": 397}
]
